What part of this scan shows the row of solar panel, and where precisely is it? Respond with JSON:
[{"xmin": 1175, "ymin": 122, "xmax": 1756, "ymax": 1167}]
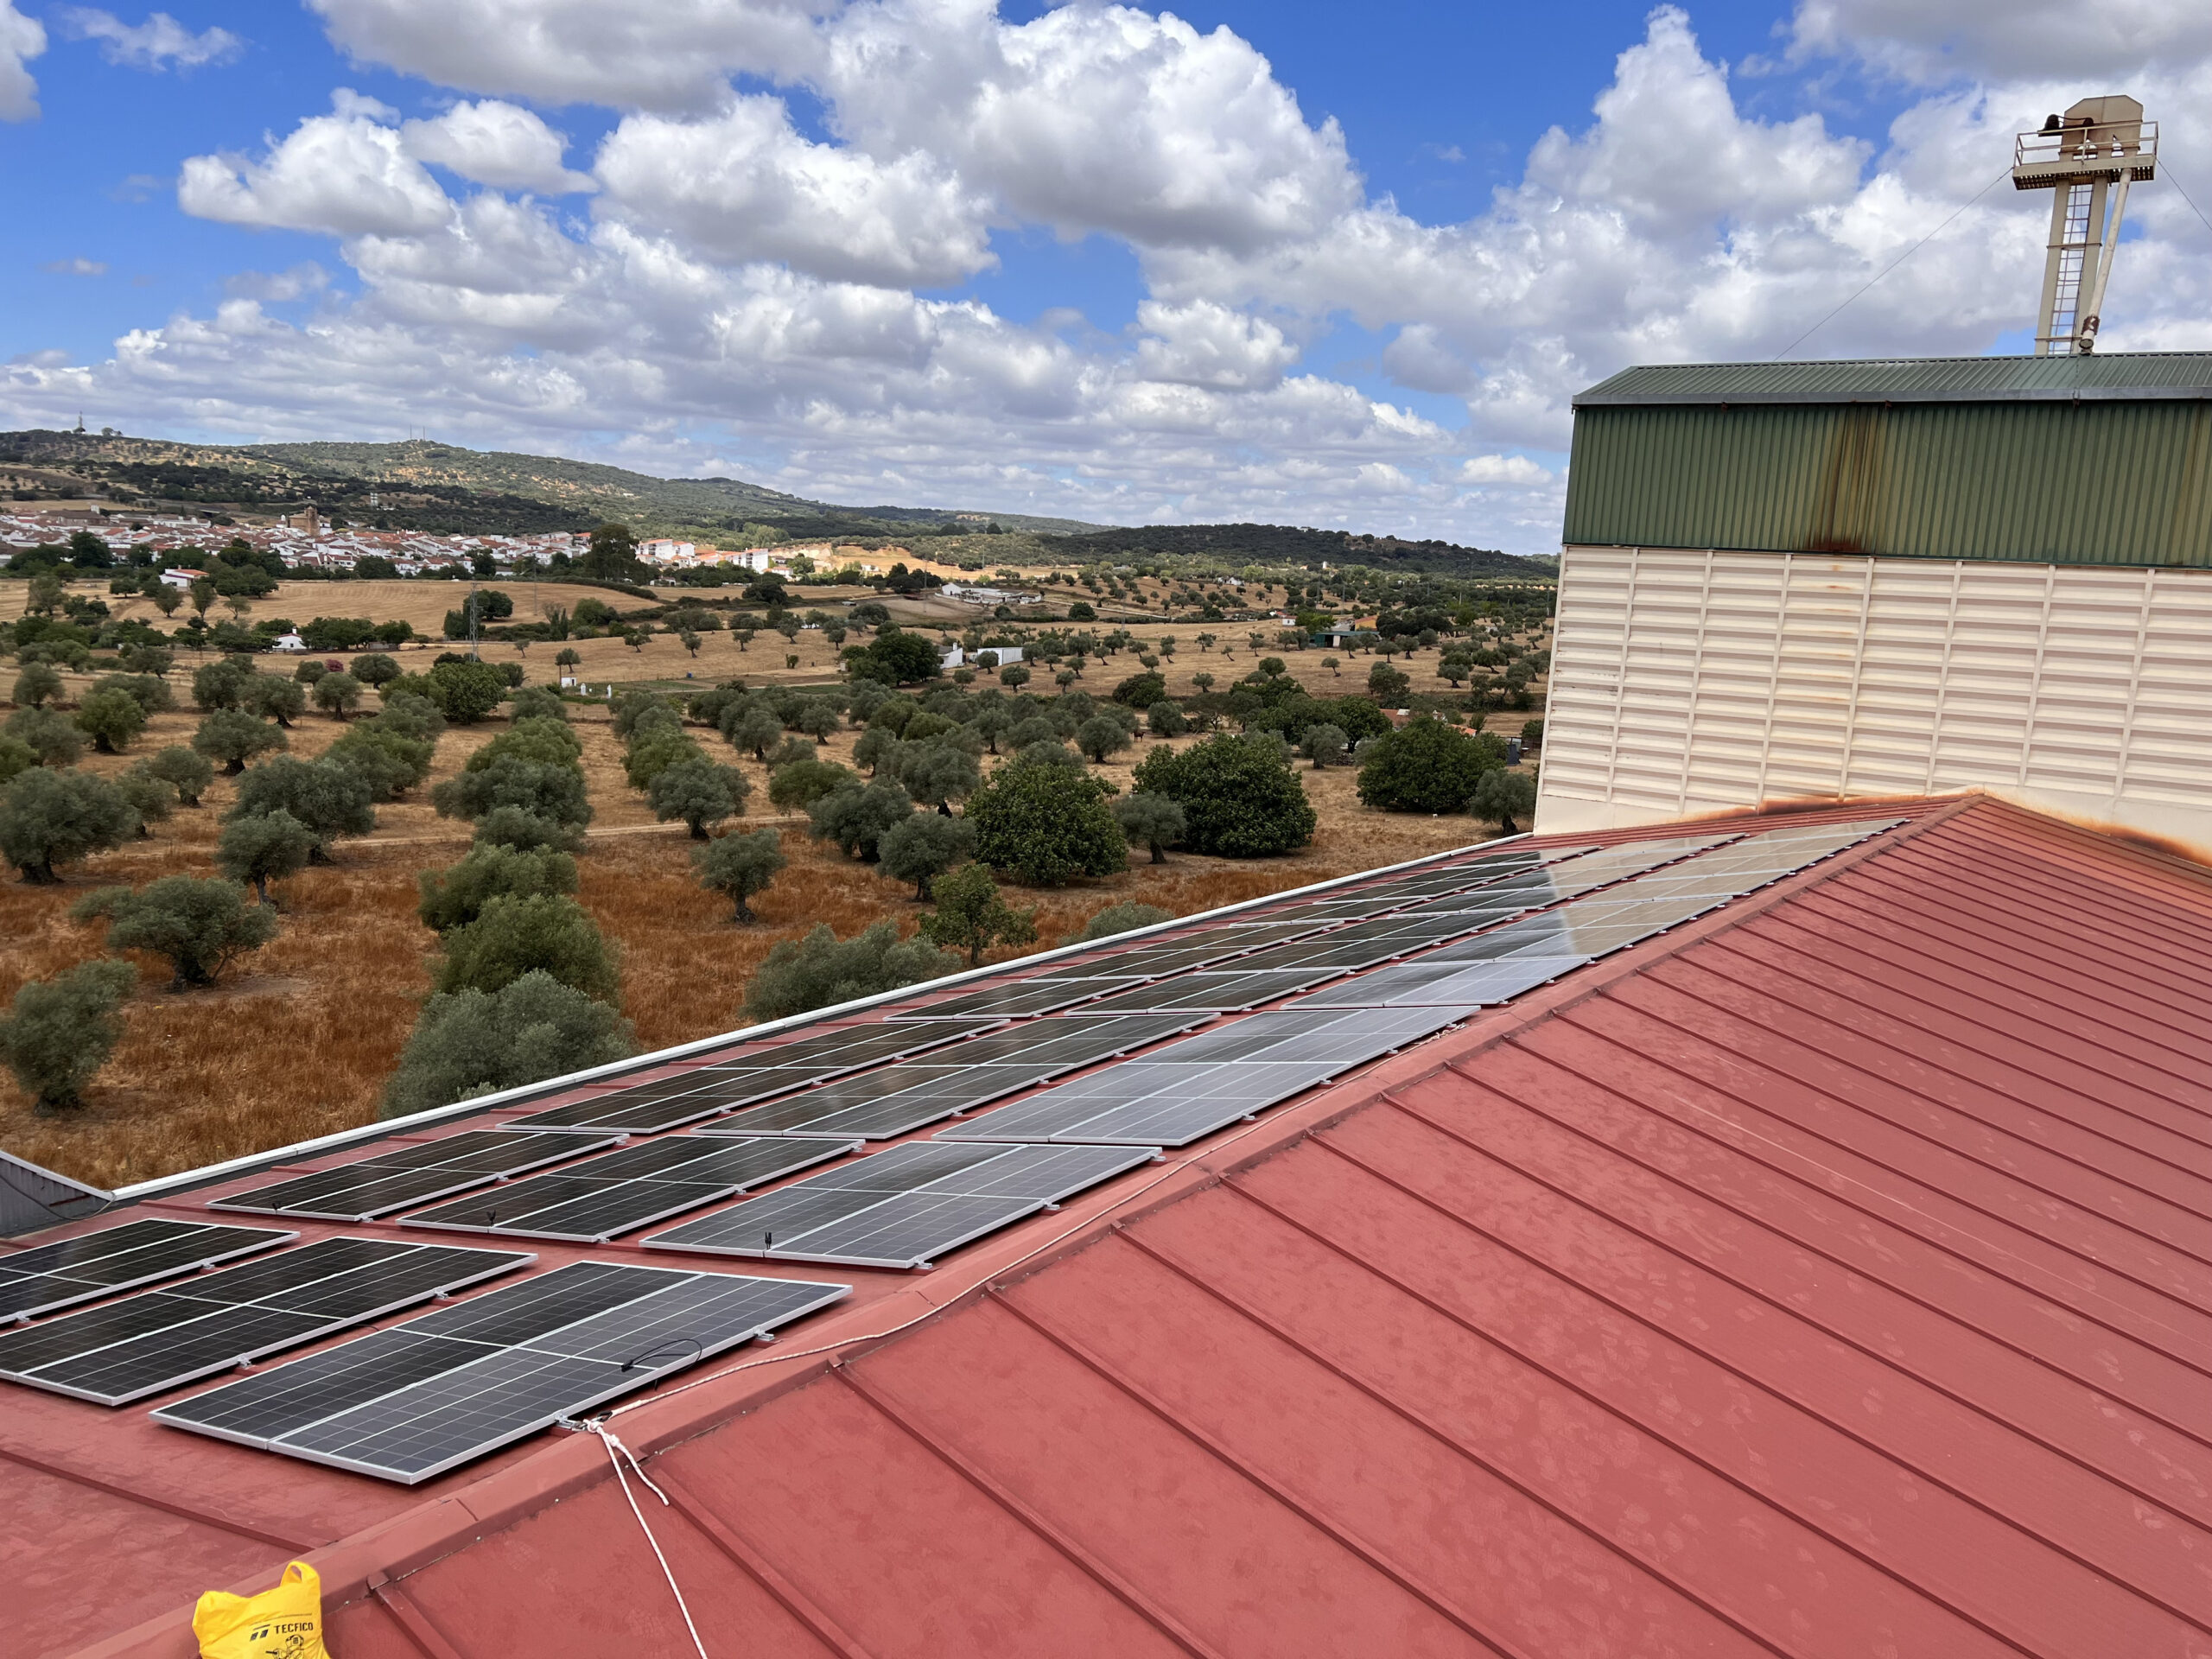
[{"xmin": 0, "ymin": 818, "xmax": 1898, "ymax": 1484}]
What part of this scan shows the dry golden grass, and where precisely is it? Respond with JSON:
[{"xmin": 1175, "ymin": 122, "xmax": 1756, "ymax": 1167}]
[{"xmin": 0, "ymin": 689, "xmax": 1500, "ymax": 1189}]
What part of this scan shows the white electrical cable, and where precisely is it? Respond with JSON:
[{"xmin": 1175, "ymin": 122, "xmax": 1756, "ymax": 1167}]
[{"xmin": 569, "ymin": 1416, "xmax": 711, "ymax": 1659}]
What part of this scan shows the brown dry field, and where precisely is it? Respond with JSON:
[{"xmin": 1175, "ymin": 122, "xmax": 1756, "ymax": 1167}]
[
  {"xmin": 0, "ymin": 686, "xmax": 1517, "ymax": 1191},
  {"xmin": 1, "ymin": 573, "xmax": 1549, "ymax": 720}
]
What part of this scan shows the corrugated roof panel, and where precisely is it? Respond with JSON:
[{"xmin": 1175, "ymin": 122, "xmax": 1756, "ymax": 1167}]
[
  {"xmin": 1577, "ymin": 351, "xmax": 2212, "ymax": 405},
  {"xmin": 1561, "ymin": 397, "xmax": 2212, "ymax": 566}
]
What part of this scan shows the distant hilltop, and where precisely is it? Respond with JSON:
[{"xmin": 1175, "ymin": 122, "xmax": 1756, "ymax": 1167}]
[{"xmin": 0, "ymin": 429, "xmax": 1547, "ymax": 579}]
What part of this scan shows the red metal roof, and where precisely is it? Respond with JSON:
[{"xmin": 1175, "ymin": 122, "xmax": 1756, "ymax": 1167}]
[{"xmin": 14, "ymin": 794, "xmax": 2212, "ymax": 1658}]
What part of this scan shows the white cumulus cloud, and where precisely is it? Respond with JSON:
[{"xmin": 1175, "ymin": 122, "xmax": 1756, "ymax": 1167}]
[
  {"xmin": 402, "ymin": 99, "xmax": 594, "ymax": 194},
  {"xmin": 0, "ymin": 0, "xmax": 45, "ymax": 120},
  {"xmin": 179, "ymin": 91, "xmax": 454, "ymax": 236},
  {"xmin": 55, "ymin": 8, "xmax": 243, "ymax": 71}
]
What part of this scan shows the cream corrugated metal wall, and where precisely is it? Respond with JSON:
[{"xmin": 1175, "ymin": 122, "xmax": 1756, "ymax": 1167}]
[{"xmin": 1536, "ymin": 545, "xmax": 2212, "ymax": 849}]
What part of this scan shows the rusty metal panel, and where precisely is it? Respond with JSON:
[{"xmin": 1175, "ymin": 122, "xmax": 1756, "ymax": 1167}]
[{"xmin": 1562, "ymin": 398, "xmax": 2212, "ymax": 568}]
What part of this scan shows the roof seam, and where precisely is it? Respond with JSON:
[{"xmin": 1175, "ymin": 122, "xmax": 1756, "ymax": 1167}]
[
  {"xmin": 1673, "ymin": 944, "xmax": 2212, "ymax": 1204},
  {"xmin": 1528, "ymin": 1002, "xmax": 2212, "ymax": 1391},
  {"xmin": 1113, "ymin": 1209, "xmax": 1792, "ymax": 1657},
  {"xmin": 989, "ymin": 1284, "xmax": 1518, "ymax": 1658},
  {"xmin": 835, "ymin": 1357, "xmax": 1226, "ymax": 1659},
  {"xmin": 1289, "ymin": 1127, "xmax": 2042, "ymax": 1651},
  {"xmin": 1344, "ymin": 1096, "xmax": 2209, "ymax": 1634}
]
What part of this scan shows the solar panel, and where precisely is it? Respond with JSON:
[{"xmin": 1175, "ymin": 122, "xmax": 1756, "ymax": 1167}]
[
  {"xmin": 154, "ymin": 1262, "xmax": 849, "ymax": 1483},
  {"xmin": 943, "ymin": 1005, "xmax": 1478, "ymax": 1147},
  {"xmin": 499, "ymin": 1018, "xmax": 1006, "ymax": 1134},
  {"xmin": 0, "ymin": 1238, "xmax": 529, "ymax": 1406},
  {"xmin": 1074, "ymin": 970, "xmax": 1343, "ymax": 1014},
  {"xmin": 1029, "ymin": 919, "xmax": 1325, "ymax": 982},
  {"xmin": 887, "ymin": 978, "xmax": 1121, "ymax": 1020},
  {"xmin": 642, "ymin": 1142, "xmax": 1156, "ymax": 1268},
  {"xmin": 398, "ymin": 1136, "xmax": 858, "ymax": 1243},
  {"xmin": 0, "ymin": 1219, "xmax": 298, "ymax": 1322},
  {"xmin": 1287, "ymin": 955, "xmax": 1591, "ymax": 1008},
  {"xmin": 688, "ymin": 1014, "xmax": 1207, "ymax": 1140},
  {"xmin": 209, "ymin": 1130, "xmax": 620, "ymax": 1221}
]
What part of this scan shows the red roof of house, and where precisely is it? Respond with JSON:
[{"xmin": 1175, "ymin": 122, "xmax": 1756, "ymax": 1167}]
[{"xmin": 14, "ymin": 794, "xmax": 2212, "ymax": 1658}]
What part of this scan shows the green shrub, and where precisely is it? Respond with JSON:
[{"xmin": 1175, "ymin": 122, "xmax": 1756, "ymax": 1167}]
[
  {"xmin": 0, "ymin": 959, "xmax": 137, "ymax": 1112},
  {"xmin": 0, "ymin": 767, "xmax": 138, "ymax": 881},
  {"xmin": 192, "ymin": 708, "xmax": 286, "ymax": 773},
  {"xmin": 217, "ymin": 810, "xmax": 316, "ymax": 904},
  {"xmin": 374, "ymin": 689, "xmax": 445, "ymax": 740},
  {"xmin": 434, "ymin": 893, "xmax": 620, "ymax": 1000},
  {"xmin": 417, "ymin": 842, "xmax": 579, "ymax": 932},
  {"xmin": 1132, "ymin": 733, "xmax": 1315, "ymax": 857},
  {"xmin": 1076, "ymin": 900, "xmax": 1173, "ymax": 942},
  {"xmin": 966, "ymin": 757, "xmax": 1126, "ymax": 886},
  {"xmin": 695, "ymin": 827, "xmax": 786, "ymax": 922},
  {"xmin": 745, "ymin": 921, "xmax": 955, "ymax": 1021},
  {"xmin": 506, "ymin": 685, "xmax": 569, "ymax": 723},
  {"xmin": 1356, "ymin": 717, "xmax": 1503, "ymax": 814},
  {"xmin": 72, "ymin": 876, "xmax": 276, "ymax": 988},
  {"xmin": 1111, "ymin": 671, "xmax": 1167, "ymax": 709},
  {"xmin": 144, "ymin": 745, "xmax": 213, "ymax": 805},
  {"xmin": 327, "ymin": 722, "xmax": 436, "ymax": 801},
  {"xmin": 380, "ymin": 970, "xmax": 635, "ymax": 1120}
]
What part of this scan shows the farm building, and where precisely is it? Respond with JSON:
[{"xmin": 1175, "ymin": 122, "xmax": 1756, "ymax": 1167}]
[{"xmin": 1538, "ymin": 352, "xmax": 2212, "ymax": 849}]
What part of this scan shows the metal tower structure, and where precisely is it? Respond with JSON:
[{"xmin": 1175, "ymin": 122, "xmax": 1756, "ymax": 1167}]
[{"xmin": 2012, "ymin": 95, "xmax": 2157, "ymax": 354}]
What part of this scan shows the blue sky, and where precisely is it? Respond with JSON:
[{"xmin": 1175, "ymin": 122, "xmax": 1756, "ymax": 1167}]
[{"xmin": 3, "ymin": 0, "xmax": 2208, "ymax": 550}]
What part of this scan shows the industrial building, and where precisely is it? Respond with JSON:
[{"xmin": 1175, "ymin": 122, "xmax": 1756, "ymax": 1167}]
[{"xmin": 1537, "ymin": 351, "xmax": 2212, "ymax": 845}]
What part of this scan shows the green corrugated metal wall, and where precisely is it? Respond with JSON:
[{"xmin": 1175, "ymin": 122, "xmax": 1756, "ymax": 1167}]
[{"xmin": 1561, "ymin": 400, "xmax": 2212, "ymax": 567}]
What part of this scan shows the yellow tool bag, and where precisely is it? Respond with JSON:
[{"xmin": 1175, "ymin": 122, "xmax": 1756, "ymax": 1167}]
[{"xmin": 193, "ymin": 1560, "xmax": 331, "ymax": 1658}]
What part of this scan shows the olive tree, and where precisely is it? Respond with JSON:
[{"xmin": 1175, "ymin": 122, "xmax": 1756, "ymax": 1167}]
[
  {"xmin": 0, "ymin": 766, "xmax": 138, "ymax": 882},
  {"xmin": 647, "ymin": 758, "xmax": 750, "ymax": 838},
  {"xmin": 216, "ymin": 810, "xmax": 316, "ymax": 905},
  {"xmin": 0, "ymin": 959, "xmax": 137, "ymax": 1113},
  {"xmin": 312, "ymin": 671, "xmax": 364, "ymax": 720},
  {"xmin": 1300, "ymin": 722, "xmax": 1350, "ymax": 769},
  {"xmin": 416, "ymin": 842, "xmax": 578, "ymax": 932},
  {"xmin": 918, "ymin": 861, "xmax": 1038, "ymax": 967},
  {"xmin": 381, "ymin": 970, "xmax": 634, "ymax": 1120},
  {"xmin": 1110, "ymin": 791, "xmax": 1186, "ymax": 865},
  {"xmin": 434, "ymin": 893, "xmax": 620, "ymax": 1000},
  {"xmin": 694, "ymin": 827, "xmax": 786, "ymax": 923},
  {"xmin": 11, "ymin": 661, "xmax": 64, "ymax": 709},
  {"xmin": 1076, "ymin": 901, "xmax": 1173, "ymax": 942},
  {"xmin": 73, "ymin": 686, "xmax": 147, "ymax": 753},
  {"xmin": 1470, "ymin": 766, "xmax": 1538, "ymax": 834},
  {"xmin": 7, "ymin": 705, "xmax": 86, "ymax": 767},
  {"xmin": 143, "ymin": 745, "xmax": 214, "ymax": 806},
  {"xmin": 745, "ymin": 922, "xmax": 954, "ymax": 1021},
  {"xmin": 192, "ymin": 708, "xmax": 287, "ymax": 774},
  {"xmin": 807, "ymin": 778, "xmax": 914, "ymax": 862},
  {"xmin": 71, "ymin": 876, "xmax": 276, "ymax": 989},
  {"xmin": 879, "ymin": 811, "xmax": 976, "ymax": 899},
  {"xmin": 229, "ymin": 756, "xmax": 376, "ymax": 859}
]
